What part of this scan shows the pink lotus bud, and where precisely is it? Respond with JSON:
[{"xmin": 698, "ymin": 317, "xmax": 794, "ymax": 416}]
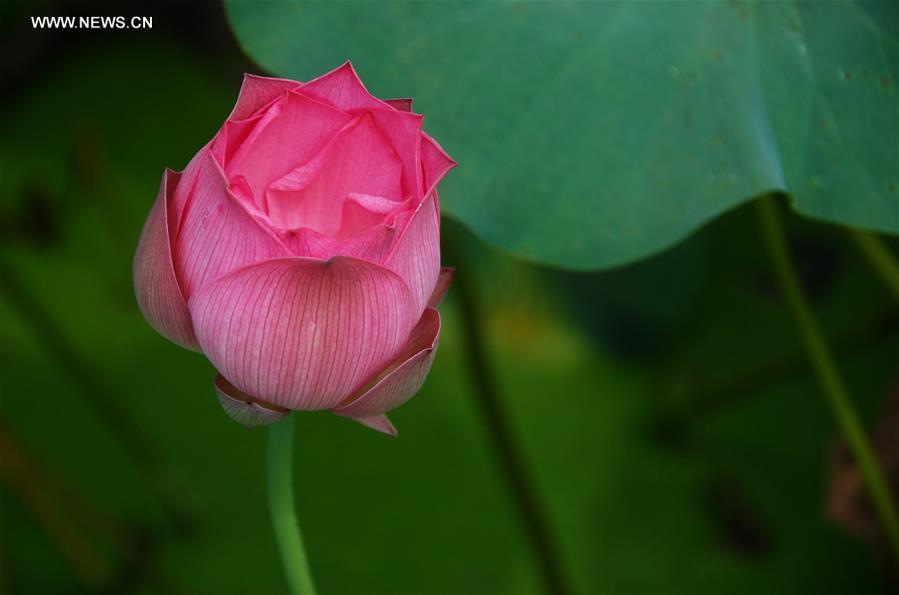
[{"xmin": 133, "ymin": 63, "xmax": 456, "ymax": 434}]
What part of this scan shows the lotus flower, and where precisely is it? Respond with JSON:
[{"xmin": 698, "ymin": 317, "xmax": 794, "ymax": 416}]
[{"xmin": 133, "ymin": 63, "xmax": 456, "ymax": 434}]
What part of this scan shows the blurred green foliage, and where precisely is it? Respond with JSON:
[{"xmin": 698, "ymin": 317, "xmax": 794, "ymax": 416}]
[{"xmin": 1, "ymin": 11, "xmax": 898, "ymax": 595}]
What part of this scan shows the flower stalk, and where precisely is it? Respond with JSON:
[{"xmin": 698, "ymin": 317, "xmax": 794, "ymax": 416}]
[
  {"xmin": 849, "ymin": 228, "xmax": 899, "ymax": 305},
  {"xmin": 758, "ymin": 195, "xmax": 899, "ymax": 567},
  {"xmin": 267, "ymin": 414, "xmax": 317, "ymax": 595},
  {"xmin": 444, "ymin": 233, "xmax": 569, "ymax": 595}
]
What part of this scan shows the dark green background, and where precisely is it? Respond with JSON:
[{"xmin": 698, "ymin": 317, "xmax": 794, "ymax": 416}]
[{"xmin": 1, "ymin": 2, "xmax": 897, "ymax": 594}]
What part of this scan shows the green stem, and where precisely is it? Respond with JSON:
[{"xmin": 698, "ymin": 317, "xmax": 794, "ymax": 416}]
[
  {"xmin": 758, "ymin": 196, "xmax": 899, "ymax": 567},
  {"xmin": 849, "ymin": 228, "xmax": 899, "ymax": 304},
  {"xmin": 444, "ymin": 231, "xmax": 569, "ymax": 595},
  {"xmin": 267, "ymin": 414, "xmax": 317, "ymax": 595}
]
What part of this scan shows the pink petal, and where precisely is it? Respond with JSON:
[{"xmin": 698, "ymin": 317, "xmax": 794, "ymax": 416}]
[
  {"xmin": 300, "ymin": 62, "xmax": 392, "ymax": 112},
  {"xmin": 353, "ymin": 415, "xmax": 397, "ymax": 436},
  {"xmin": 345, "ymin": 192, "xmax": 400, "ymax": 215},
  {"xmin": 222, "ymin": 100, "xmax": 285, "ymax": 177},
  {"xmin": 297, "ymin": 63, "xmax": 424, "ymax": 197},
  {"xmin": 273, "ymin": 227, "xmax": 338, "ymax": 259},
  {"xmin": 382, "ymin": 192, "xmax": 441, "ymax": 316},
  {"xmin": 336, "ymin": 228, "xmax": 398, "ymax": 261},
  {"xmin": 168, "ymin": 144, "xmax": 205, "ymax": 229},
  {"xmin": 188, "ymin": 257, "xmax": 418, "ymax": 411},
  {"xmin": 214, "ymin": 374, "xmax": 289, "ymax": 428},
  {"xmin": 333, "ymin": 307, "xmax": 440, "ymax": 418},
  {"xmin": 133, "ymin": 168, "xmax": 199, "ymax": 350},
  {"xmin": 227, "ymin": 90, "xmax": 354, "ymax": 205},
  {"xmin": 211, "ymin": 118, "xmax": 249, "ymax": 171},
  {"xmin": 339, "ymin": 193, "xmax": 404, "ymax": 239},
  {"xmin": 273, "ymin": 221, "xmax": 399, "ymax": 263},
  {"xmin": 228, "ymin": 74, "xmax": 301, "ymax": 121},
  {"xmin": 428, "ymin": 267, "xmax": 454, "ymax": 308},
  {"xmin": 384, "ymin": 98, "xmax": 413, "ymax": 112},
  {"xmin": 265, "ymin": 113, "xmax": 403, "ymax": 234},
  {"xmin": 421, "ymin": 132, "xmax": 457, "ymax": 198},
  {"xmin": 366, "ymin": 108, "xmax": 423, "ymax": 199},
  {"xmin": 172, "ymin": 149, "xmax": 290, "ymax": 297}
]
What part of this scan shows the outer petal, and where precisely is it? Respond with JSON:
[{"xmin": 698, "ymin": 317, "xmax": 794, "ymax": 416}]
[
  {"xmin": 133, "ymin": 168, "xmax": 199, "ymax": 350},
  {"xmin": 375, "ymin": 135, "xmax": 454, "ymax": 312},
  {"xmin": 367, "ymin": 108, "xmax": 423, "ymax": 199},
  {"xmin": 172, "ymin": 149, "xmax": 290, "ymax": 297},
  {"xmin": 428, "ymin": 267, "xmax": 454, "ymax": 308},
  {"xmin": 333, "ymin": 307, "xmax": 440, "ymax": 418},
  {"xmin": 421, "ymin": 132, "xmax": 457, "ymax": 198},
  {"xmin": 188, "ymin": 257, "xmax": 417, "ymax": 411},
  {"xmin": 229, "ymin": 73, "xmax": 301, "ymax": 121},
  {"xmin": 382, "ymin": 192, "xmax": 441, "ymax": 317},
  {"xmin": 214, "ymin": 374, "xmax": 288, "ymax": 428}
]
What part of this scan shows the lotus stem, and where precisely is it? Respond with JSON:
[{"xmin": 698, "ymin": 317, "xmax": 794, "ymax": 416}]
[
  {"xmin": 757, "ymin": 195, "xmax": 899, "ymax": 568},
  {"xmin": 849, "ymin": 228, "xmax": 899, "ymax": 305},
  {"xmin": 444, "ymin": 233, "xmax": 569, "ymax": 595},
  {"xmin": 267, "ymin": 414, "xmax": 317, "ymax": 595}
]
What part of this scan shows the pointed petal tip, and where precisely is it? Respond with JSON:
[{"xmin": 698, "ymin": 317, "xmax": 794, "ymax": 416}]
[
  {"xmin": 301, "ymin": 60, "xmax": 397, "ymax": 113},
  {"xmin": 353, "ymin": 414, "xmax": 398, "ymax": 436},
  {"xmin": 229, "ymin": 73, "xmax": 300, "ymax": 121},
  {"xmin": 339, "ymin": 61, "xmax": 364, "ymax": 80},
  {"xmin": 317, "ymin": 59, "xmax": 362, "ymax": 84},
  {"xmin": 421, "ymin": 134, "xmax": 458, "ymax": 196}
]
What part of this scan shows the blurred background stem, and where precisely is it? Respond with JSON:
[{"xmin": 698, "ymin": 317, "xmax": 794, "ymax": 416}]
[
  {"xmin": 849, "ymin": 229, "xmax": 899, "ymax": 305},
  {"xmin": 0, "ymin": 258, "xmax": 157, "ymax": 468},
  {"xmin": 0, "ymin": 422, "xmax": 108, "ymax": 588},
  {"xmin": 0, "ymin": 257, "xmax": 196, "ymax": 535},
  {"xmin": 658, "ymin": 306, "xmax": 898, "ymax": 433},
  {"xmin": 758, "ymin": 196, "xmax": 899, "ymax": 567},
  {"xmin": 267, "ymin": 415, "xmax": 316, "ymax": 595},
  {"xmin": 444, "ymin": 232, "xmax": 569, "ymax": 595}
]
